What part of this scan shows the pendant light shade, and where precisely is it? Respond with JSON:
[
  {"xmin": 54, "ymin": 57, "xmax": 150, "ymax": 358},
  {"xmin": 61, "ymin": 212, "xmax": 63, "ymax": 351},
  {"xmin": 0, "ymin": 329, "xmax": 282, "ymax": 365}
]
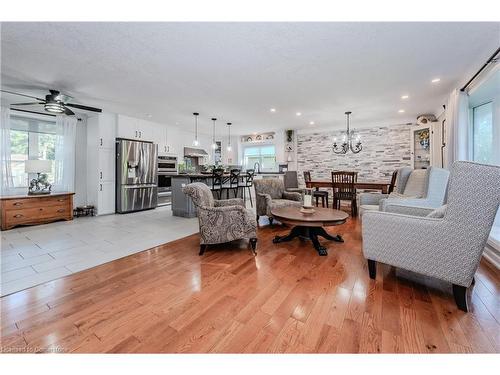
[
  {"xmin": 226, "ymin": 122, "xmax": 232, "ymax": 151},
  {"xmin": 211, "ymin": 118, "xmax": 217, "ymax": 150},
  {"xmin": 192, "ymin": 112, "xmax": 199, "ymax": 146}
]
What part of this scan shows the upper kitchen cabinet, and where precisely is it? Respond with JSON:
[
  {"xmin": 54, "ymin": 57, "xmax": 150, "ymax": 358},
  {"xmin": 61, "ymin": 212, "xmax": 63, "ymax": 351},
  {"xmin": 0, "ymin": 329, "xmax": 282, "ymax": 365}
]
[
  {"xmin": 166, "ymin": 126, "xmax": 179, "ymax": 155},
  {"xmin": 117, "ymin": 115, "xmax": 154, "ymax": 141},
  {"xmin": 88, "ymin": 112, "xmax": 116, "ymax": 149},
  {"xmin": 154, "ymin": 123, "xmax": 178, "ymax": 155}
]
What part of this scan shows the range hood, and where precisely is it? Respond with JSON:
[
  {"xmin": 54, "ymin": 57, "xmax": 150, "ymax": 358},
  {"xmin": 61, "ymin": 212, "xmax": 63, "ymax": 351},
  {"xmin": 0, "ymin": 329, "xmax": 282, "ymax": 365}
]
[{"xmin": 184, "ymin": 147, "xmax": 209, "ymax": 157}]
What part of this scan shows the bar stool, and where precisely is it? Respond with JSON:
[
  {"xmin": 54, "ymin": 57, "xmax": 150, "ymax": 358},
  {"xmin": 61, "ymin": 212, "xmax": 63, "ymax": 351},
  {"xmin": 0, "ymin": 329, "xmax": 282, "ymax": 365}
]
[
  {"xmin": 226, "ymin": 169, "xmax": 241, "ymax": 198},
  {"xmin": 239, "ymin": 169, "xmax": 255, "ymax": 207},
  {"xmin": 211, "ymin": 168, "xmax": 225, "ymax": 199},
  {"xmin": 303, "ymin": 171, "xmax": 329, "ymax": 208}
]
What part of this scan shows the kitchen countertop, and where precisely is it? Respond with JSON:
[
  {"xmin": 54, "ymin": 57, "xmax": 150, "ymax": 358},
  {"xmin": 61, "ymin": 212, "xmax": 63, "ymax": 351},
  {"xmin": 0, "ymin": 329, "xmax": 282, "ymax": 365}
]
[{"xmin": 170, "ymin": 171, "xmax": 284, "ymax": 178}]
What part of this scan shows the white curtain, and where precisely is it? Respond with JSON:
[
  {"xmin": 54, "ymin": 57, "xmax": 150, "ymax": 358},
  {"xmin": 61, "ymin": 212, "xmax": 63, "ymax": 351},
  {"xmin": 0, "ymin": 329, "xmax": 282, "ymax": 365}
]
[
  {"xmin": 444, "ymin": 89, "xmax": 470, "ymax": 168},
  {"xmin": 53, "ymin": 115, "xmax": 77, "ymax": 192},
  {"xmin": 0, "ymin": 106, "xmax": 15, "ymax": 196}
]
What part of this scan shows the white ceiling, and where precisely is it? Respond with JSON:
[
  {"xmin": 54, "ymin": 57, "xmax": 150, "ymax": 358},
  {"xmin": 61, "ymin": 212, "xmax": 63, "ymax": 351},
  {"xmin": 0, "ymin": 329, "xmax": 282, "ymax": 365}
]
[{"xmin": 1, "ymin": 22, "xmax": 499, "ymax": 134}]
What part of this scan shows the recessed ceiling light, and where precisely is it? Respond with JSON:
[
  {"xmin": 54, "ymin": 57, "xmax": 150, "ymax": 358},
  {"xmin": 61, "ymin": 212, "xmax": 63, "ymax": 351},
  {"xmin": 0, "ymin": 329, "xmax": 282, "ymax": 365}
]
[
  {"xmin": 431, "ymin": 78, "xmax": 441, "ymax": 83},
  {"xmin": 296, "ymin": 112, "xmax": 302, "ymax": 116},
  {"xmin": 270, "ymin": 108, "xmax": 276, "ymax": 112},
  {"xmin": 398, "ymin": 109, "xmax": 405, "ymax": 113},
  {"xmin": 309, "ymin": 121, "xmax": 315, "ymax": 125},
  {"xmin": 401, "ymin": 95, "xmax": 409, "ymax": 99}
]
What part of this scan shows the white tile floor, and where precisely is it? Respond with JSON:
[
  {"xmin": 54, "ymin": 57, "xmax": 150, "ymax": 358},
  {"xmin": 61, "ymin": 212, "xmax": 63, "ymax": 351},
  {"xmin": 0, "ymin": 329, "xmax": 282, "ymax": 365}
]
[{"xmin": 0, "ymin": 206, "xmax": 199, "ymax": 296}]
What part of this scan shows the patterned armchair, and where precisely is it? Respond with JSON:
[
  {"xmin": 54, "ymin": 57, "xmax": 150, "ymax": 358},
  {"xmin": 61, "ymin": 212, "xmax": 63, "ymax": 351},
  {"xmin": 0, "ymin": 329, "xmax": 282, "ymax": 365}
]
[
  {"xmin": 362, "ymin": 161, "xmax": 500, "ymax": 312},
  {"xmin": 182, "ymin": 182, "xmax": 257, "ymax": 256},
  {"xmin": 254, "ymin": 178, "xmax": 302, "ymax": 224},
  {"xmin": 360, "ymin": 167, "xmax": 450, "ymax": 216}
]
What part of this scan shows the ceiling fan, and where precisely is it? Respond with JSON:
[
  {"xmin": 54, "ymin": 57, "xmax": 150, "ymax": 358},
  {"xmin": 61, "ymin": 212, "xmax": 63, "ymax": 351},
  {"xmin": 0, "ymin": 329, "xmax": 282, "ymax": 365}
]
[{"xmin": 1, "ymin": 89, "xmax": 102, "ymax": 116}]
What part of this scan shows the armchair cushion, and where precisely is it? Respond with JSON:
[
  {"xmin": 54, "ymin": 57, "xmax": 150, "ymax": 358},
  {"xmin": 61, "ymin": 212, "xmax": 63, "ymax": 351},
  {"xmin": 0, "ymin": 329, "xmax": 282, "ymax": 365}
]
[
  {"xmin": 282, "ymin": 191, "xmax": 302, "ymax": 201},
  {"xmin": 402, "ymin": 169, "xmax": 427, "ymax": 197}
]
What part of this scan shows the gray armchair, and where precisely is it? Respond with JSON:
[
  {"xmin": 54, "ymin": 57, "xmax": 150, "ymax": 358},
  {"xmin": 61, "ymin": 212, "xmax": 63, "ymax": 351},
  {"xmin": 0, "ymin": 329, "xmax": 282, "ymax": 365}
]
[
  {"xmin": 362, "ymin": 161, "xmax": 500, "ymax": 311},
  {"xmin": 254, "ymin": 178, "xmax": 302, "ymax": 224},
  {"xmin": 359, "ymin": 167, "xmax": 412, "ymax": 215},
  {"xmin": 360, "ymin": 167, "xmax": 450, "ymax": 216},
  {"xmin": 182, "ymin": 182, "xmax": 257, "ymax": 255}
]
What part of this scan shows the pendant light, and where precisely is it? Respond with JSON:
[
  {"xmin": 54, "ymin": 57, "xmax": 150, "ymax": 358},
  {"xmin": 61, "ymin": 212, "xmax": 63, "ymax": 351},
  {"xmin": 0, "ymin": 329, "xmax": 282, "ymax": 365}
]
[
  {"xmin": 332, "ymin": 111, "xmax": 362, "ymax": 154},
  {"xmin": 226, "ymin": 122, "xmax": 232, "ymax": 151},
  {"xmin": 192, "ymin": 112, "xmax": 199, "ymax": 146},
  {"xmin": 211, "ymin": 118, "xmax": 217, "ymax": 149}
]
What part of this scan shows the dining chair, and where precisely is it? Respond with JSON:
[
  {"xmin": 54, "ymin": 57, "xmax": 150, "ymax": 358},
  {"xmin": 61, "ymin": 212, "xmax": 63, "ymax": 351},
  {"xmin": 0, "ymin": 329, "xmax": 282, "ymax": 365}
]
[
  {"xmin": 303, "ymin": 171, "xmax": 329, "ymax": 208},
  {"xmin": 284, "ymin": 171, "xmax": 303, "ymax": 193},
  {"xmin": 239, "ymin": 169, "xmax": 255, "ymax": 207},
  {"xmin": 211, "ymin": 168, "xmax": 225, "ymax": 199},
  {"xmin": 388, "ymin": 169, "xmax": 398, "ymax": 193},
  {"xmin": 332, "ymin": 171, "xmax": 358, "ymax": 216}
]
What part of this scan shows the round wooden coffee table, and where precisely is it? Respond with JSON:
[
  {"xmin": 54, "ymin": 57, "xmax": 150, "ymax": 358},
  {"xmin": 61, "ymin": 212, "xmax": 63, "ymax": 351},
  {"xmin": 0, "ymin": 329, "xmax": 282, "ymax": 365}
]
[{"xmin": 271, "ymin": 206, "xmax": 349, "ymax": 256}]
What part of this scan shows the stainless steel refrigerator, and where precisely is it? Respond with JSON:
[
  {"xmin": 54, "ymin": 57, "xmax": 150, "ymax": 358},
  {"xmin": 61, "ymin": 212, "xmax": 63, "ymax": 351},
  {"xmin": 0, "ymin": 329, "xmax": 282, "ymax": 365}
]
[{"xmin": 116, "ymin": 138, "xmax": 158, "ymax": 213}]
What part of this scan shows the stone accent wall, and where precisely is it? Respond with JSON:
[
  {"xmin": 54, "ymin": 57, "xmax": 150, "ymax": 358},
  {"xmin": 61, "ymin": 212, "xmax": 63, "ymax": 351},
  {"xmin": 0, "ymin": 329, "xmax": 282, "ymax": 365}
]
[{"xmin": 297, "ymin": 124, "xmax": 412, "ymax": 185}]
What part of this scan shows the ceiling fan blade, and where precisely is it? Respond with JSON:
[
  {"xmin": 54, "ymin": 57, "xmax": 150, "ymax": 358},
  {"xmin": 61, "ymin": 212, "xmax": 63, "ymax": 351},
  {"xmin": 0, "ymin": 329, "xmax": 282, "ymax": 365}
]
[
  {"xmin": 63, "ymin": 107, "xmax": 75, "ymax": 116},
  {"xmin": 11, "ymin": 102, "xmax": 44, "ymax": 106},
  {"xmin": 1, "ymin": 89, "xmax": 45, "ymax": 101},
  {"xmin": 65, "ymin": 103, "xmax": 102, "ymax": 113}
]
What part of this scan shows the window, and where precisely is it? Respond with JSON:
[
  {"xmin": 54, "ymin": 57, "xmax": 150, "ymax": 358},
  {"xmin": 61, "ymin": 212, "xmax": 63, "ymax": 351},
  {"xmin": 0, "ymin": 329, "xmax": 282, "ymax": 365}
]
[
  {"xmin": 472, "ymin": 102, "xmax": 493, "ymax": 164},
  {"xmin": 10, "ymin": 115, "xmax": 58, "ymax": 188},
  {"xmin": 243, "ymin": 145, "xmax": 276, "ymax": 171}
]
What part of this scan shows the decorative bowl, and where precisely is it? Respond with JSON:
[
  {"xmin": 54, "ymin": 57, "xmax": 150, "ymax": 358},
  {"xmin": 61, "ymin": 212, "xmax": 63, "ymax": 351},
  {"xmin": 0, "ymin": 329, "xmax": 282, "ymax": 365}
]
[{"xmin": 300, "ymin": 206, "xmax": 315, "ymax": 215}]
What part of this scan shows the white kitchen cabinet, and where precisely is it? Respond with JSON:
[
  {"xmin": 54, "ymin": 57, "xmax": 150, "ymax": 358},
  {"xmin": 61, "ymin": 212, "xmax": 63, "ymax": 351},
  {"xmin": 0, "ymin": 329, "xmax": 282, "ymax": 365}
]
[
  {"xmin": 87, "ymin": 113, "xmax": 117, "ymax": 215},
  {"xmin": 117, "ymin": 115, "xmax": 155, "ymax": 141},
  {"xmin": 97, "ymin": 181, "xmax": 115, "ymax": 215},
  {"xmin": 98, "ymin": 148, "xmax": 115, "ymax": 182},
  {"xmin": 166, "ymin": 126, "xmax": 179, "ymax": 155},
  {"xmin": 116, "ymin": 115, "xmax": 138, "ymax": 139},
  {"xmin": 155, "ymin": 125, "xmax": 168, "ymax": 155},
  {"xmin": 98, "ymin": 114, "xmax": 117, "ymax": 149}
]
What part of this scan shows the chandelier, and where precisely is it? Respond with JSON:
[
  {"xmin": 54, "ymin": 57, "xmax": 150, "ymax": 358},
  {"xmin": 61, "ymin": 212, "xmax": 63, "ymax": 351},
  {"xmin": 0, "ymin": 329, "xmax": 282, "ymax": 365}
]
[{"xmin": 332, "ymin": 111, "xmax": 362, "ymax": 154}]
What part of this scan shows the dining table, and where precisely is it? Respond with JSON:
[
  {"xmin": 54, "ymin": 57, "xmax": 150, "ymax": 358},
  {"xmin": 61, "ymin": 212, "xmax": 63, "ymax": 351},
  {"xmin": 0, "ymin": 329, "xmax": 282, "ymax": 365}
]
[{"xmin": 306, "ymin": 180, "xmax": 392, "ymax": 194}]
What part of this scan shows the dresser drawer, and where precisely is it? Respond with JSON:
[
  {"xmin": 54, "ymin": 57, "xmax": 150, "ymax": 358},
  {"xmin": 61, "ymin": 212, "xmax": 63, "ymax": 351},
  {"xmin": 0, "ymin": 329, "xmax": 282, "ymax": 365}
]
[
  {"xmin": 5, "ymin": 205, "xmax": 71, "ymax": 224},
  {"xmin": 3, "ymin": 195, "xmax": 70, "ymax": 210}
]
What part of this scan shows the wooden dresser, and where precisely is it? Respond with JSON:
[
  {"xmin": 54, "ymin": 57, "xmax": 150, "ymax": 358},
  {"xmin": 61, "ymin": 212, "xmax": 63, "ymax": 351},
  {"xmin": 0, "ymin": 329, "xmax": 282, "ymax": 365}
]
[{"xmin": 0, "ymin": 192, "xmax": 74, "ymax": 231}]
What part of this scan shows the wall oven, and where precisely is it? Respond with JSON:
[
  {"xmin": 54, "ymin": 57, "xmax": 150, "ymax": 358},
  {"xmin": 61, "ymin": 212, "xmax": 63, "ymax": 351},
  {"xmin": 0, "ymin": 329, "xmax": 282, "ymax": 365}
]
[
  {"xmin": 157, "ymin": 156, "xmax": 177, "ymax": 206},
  {"xmin": 158, "ymin": 156, "xmax": 178, "ymax": 172}
]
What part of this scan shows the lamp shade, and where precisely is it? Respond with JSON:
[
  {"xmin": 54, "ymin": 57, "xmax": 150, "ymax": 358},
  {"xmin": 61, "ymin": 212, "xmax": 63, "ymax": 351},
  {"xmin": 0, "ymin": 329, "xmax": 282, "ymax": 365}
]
[{"xmin": 25, "ymin": 160, "xmax": 52, "ymax": 174}]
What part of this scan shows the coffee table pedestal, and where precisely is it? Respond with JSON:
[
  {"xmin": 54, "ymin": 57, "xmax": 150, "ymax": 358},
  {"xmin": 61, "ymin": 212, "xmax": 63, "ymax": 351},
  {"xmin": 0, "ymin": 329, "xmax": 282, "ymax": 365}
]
[
  {"xmin": 270, "ymin": 206, "xmax": 348, "ymax": 256},
  {"xmin": 273, "ymin": 226, "xmax": 343, "ymax": 256}
]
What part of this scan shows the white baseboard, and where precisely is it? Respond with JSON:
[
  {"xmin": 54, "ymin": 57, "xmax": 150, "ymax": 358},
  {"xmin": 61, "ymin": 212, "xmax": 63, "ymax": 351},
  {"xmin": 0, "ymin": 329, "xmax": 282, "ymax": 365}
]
[{"xmin": 483, "ymin": 242, "xmax": 500, "ymax": 270}]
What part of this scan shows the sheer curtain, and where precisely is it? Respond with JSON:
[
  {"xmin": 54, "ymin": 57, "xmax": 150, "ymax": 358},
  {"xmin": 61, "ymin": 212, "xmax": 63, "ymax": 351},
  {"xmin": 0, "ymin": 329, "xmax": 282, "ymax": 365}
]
[
  {"xmin": 444, "ymin": 89, "xmax": 470, "ymax": 168},
  {"xmin": 53, "ymin": 115, "xmax": 77, "ymax": 192},
  {"xmin": 0, "ymin": 106, "xmax": 15, "ymax": 196}
]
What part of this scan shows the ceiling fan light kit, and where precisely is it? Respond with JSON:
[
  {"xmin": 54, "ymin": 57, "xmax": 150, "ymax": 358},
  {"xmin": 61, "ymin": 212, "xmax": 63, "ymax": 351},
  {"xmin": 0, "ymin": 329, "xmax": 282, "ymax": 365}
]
[{"xmin": 2, "ymin": 89, "xmax": 102, "ymax": 116}]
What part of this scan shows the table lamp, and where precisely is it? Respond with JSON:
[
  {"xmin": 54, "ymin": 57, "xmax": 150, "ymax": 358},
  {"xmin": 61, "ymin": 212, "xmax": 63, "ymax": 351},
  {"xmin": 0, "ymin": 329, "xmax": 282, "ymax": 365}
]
[{"xmin": 25, "ymin": 160, "xmax": 52, "ymax": 195}]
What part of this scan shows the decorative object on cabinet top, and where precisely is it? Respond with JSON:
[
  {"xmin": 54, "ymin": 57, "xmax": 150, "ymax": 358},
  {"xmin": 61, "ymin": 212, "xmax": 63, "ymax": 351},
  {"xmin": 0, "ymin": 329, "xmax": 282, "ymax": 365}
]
[{"xmin": 241, "ymin": 131, "xmax": 275, "ymax": 143}]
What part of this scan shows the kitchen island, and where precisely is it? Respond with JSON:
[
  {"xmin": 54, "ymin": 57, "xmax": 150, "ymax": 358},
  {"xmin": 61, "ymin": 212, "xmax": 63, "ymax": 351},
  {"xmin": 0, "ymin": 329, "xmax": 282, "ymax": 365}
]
[{"xmin": 171, "ymin": 172, "xmax": 284, "ymax": 218}]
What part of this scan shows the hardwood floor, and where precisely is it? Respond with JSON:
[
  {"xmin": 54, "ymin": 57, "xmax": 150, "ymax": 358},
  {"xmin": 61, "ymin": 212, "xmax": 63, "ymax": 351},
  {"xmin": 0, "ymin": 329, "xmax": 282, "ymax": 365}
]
[{"xmin": 1, "ymin": 215, "xmax": 499, "ymax": 353}]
